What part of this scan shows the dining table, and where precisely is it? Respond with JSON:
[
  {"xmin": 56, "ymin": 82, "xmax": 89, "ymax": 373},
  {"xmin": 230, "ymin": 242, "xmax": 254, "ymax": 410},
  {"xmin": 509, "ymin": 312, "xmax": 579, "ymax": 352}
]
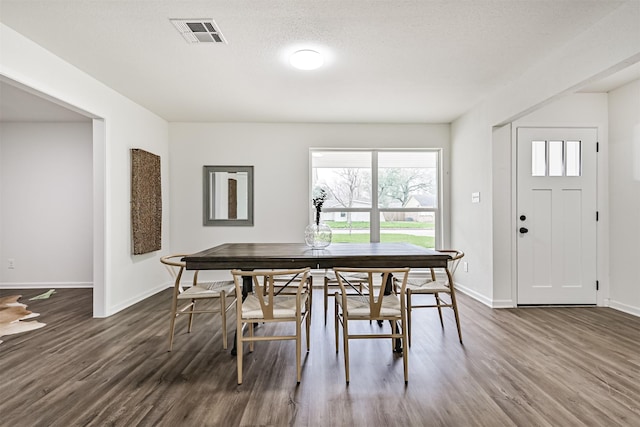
[
  {"xmin": 183, "ymin": 242, "xmax": 453, "ymax": 354},
  {"xmin": 184, "ymin": 242, "xmax": 450, "ymax": 271}
]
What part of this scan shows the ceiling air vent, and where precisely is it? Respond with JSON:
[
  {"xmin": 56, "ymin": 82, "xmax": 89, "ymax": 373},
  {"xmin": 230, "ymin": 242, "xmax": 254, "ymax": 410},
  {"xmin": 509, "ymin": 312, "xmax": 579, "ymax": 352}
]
[{"xmin": 170, "ymin": 19, "xmax": 227, "ymax": 44}]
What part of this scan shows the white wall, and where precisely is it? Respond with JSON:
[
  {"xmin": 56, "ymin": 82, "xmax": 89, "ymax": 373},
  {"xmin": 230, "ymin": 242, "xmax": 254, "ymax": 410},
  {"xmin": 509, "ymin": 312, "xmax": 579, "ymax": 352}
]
[
  {"xmin": 451, "ymin": 1, "xmax": 639, "ymax": 308},
  {"xmin": 608, "ymin": 79, "xmax": 640, "ymax": 316},
  {"xmin": 169, "ymin": 122, "xmax": 450, "ymax": 280},
  {"xmin": 0, "ymin": 122, "xmax": 93, "ymax": 287},
  {"xmin": 0, "ymin": 23, "xmax": 170, "ymax": 316},
  {"xmin": 450, "ymin": 108, "xmax": 495, "ymax": 305}
]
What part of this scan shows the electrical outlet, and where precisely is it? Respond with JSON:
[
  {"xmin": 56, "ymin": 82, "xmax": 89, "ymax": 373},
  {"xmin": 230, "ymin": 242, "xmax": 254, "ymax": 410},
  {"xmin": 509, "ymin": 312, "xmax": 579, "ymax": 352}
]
[
  {"xmin": 8, "ymin": 258, "xmax": 15, "ymax": 269},
  {"xmin": 463, "ymin": 261, "xmax": 468, "ymax": 272}
]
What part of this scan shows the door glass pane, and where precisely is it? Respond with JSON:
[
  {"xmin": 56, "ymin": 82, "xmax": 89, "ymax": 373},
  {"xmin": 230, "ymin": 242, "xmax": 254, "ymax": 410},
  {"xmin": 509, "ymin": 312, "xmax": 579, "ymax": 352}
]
[
  {"xmin": 378, "ymin": 152, "xmax": 438, "ymax": 208},
  {"xmin": 312, "ymin": 151, "xmax": 372, "ymax": 208},
  {"xmin": 532, "ymin": 140, "xmax": 546, "ymax": 176},
  {"xmin": 566, "ymin": 140, "xmax": 581, "ymax": 176},
  {"xmin": 548, "ymin": 140, "xmax": 564, "ymax": 176}
]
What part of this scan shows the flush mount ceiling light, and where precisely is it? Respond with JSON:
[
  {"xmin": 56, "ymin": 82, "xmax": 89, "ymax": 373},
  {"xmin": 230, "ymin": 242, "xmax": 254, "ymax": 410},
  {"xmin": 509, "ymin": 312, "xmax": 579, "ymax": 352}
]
[{"xmin": 290, "ymin": 50, "xmax": 324, "ymax": 70}]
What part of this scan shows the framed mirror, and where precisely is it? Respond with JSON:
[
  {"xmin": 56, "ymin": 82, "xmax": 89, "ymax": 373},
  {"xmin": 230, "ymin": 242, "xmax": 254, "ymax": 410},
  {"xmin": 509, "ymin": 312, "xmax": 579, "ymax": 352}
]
[{"xmin": 203, "ymin": 165, "xmax": 254, "ymax": 226}]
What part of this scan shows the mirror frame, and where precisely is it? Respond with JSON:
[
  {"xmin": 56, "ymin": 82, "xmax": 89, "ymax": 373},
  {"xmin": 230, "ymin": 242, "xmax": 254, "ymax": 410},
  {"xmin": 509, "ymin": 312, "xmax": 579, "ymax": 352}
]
[{"xmin": 203, "ymin": 165, "xmax": 254, "ymax": 226}]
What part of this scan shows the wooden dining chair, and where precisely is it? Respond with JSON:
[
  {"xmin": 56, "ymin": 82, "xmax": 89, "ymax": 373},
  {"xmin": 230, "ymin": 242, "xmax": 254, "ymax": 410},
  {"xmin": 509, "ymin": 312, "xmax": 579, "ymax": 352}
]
[
  {"xmin": 333, "ymin": 267, "xmax": 411, "ymax": 385},
  {"xmin": 160, "ymin": 254, "xmax": 236, "ymax": 351},
  {"xmin": 323, "ymin": 271, "xmax": 368, "ymax": 325},
  {"xmin": 230, "ymin": 267, "xmax": 312, "ymax": 385},
  {"xmin": 403, "ymin": 249, "xmax": 464, "ymax": 346}
]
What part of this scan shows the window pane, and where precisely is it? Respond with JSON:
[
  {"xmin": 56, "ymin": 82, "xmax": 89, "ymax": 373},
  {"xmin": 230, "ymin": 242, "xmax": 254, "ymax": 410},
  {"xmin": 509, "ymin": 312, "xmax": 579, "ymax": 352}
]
[
  {"xmin": 378, "ymin": 152, "xmax": 437, "ymax": 208},
  {"xmin": 566, "ymin": 140, "xmax": 581, "ymax": 176},
  {"xmin": 323, "ymin": 212, "xmax": 371, "ymax": 243},
  {"xmin": 310, "ymin": 149, "xmax": 441, "ymax": 248},
  {"xmin": 532, "ymin": 140, "xmax": 546, "ymax": 176},
  {"xmin": 548, "ymin": 140, "xmax": 563, "ymax": 176},
  {"xmin": 312, "ymin": 151, "xmax": 372, "ymax": 208},
  {"xmin": 379, "ymin": 211, "xmax": 435, "ymax": 248}
]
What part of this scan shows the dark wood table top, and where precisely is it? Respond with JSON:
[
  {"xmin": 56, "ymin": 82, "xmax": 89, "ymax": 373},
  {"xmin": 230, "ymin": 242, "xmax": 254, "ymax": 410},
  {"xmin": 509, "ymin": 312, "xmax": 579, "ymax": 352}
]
[{"xmin": 184, "ymin": 242, "xmax": 450, "ymax": 270}]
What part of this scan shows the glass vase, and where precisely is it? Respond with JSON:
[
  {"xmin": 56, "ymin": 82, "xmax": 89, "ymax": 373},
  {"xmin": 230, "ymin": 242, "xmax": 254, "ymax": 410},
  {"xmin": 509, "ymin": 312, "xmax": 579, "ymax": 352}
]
[{"xmin": 305, "ymin": 222, "xmax": 332, "ymax": 249}]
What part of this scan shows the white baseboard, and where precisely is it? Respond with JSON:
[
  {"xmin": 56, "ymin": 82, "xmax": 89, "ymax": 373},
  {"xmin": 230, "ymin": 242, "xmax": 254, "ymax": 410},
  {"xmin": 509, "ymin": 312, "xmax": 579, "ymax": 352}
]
[
  {"xmin": 454, "ymin": 283, "xmax": 515, "ymax": 308},
  {"xmin": 0, "ymin": 282, "xmax": 93, "ymax": 289},
  {"xmin": 105, "ymin": 282, "xmax": 170, "ymax": 316},
  {"xmin": 454, "ymin": 283, "xmax": 492, "ymax": 307},
  {"xmin": 609, "ymin": 299, "xmax": 640, "ymax": 317},
  {"xmin": 490, "ymin": 299, "xmax": 517, "ymax": 308},
  {"xmin": 454, "ymin": 287, "xmax": 638, "ymax": 315}
]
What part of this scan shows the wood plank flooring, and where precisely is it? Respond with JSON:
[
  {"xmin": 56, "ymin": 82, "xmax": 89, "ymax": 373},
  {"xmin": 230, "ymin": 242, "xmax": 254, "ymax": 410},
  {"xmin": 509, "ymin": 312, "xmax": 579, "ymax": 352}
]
[{"xmin": 1, "ymin": 288, "xmax": 638, "ymax": 426}]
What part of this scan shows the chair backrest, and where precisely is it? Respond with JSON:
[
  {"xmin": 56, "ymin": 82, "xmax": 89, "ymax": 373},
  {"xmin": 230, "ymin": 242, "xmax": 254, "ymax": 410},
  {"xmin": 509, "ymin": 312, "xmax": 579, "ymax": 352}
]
[
  {"xmin": 333, "ymin": 267, "xmax": 410, "ymax": 318},
  {"xmin": 230, "ymin": 268, "xmax": 311, "ymax": 320},
  {"xmin": 160, "ymin": 254, "xmax": 198, "ymax": 292},
  {"xmin": 429, "ymin": 249, "xmax": 465, "ymax": 282}
]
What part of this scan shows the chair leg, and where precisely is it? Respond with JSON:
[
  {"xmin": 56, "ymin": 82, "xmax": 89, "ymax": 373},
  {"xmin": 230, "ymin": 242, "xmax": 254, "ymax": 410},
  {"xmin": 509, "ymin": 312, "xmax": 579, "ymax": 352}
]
[
  {"xmin": 220, "ymin": 292, "xmax": 228, "ymax": 350},
  {"xmin": 307, "ymin": 279, "xmax": 313, "ymax": 327},
  {"xmin": 188, "ymin": 299, "xmax": 196, "ymax": 332},
  {"xmin": 324, "ymin": 277, "xmax": 329, "ymax": 325},
  {"xmin": 236, "ymin": 312, "xmax": 243, "ymax": 385},
  {"xmin": 401, "ymin": 315, "xmax": 409, "ymax": 385},
  {"xmin": 342, "ymin": 314, "xmax": 350, "ymax": 385},
  {"xmin": 296, "ymin": 315, "xmax": 302, "ymax": 384},
  {"xmin": 407, "ymin": 290, "xmax": 413, "ymax": 347},
  {"xmin": 334, "ymin": 296, "xmax": 339, "ymax": 353},
  {"xmin": 249, "ymin": 323, "xmax": 254, "ymax": 352},
  {"xmin": 391, "ymin": 320, "xmax": 396, "ymax": 352},
  {"xmin": 167, "ymin": 286, "xmax": 182, "ymax": 351},
  {"xmin": 435, "ymin": 292, "xmax": 444, "ymax": 328},
  {"xmin": 445, "ymin": 267, "xmax": 463, "ymax": 344},
  {"xmin": 306, "ymin": 296, "xmax": 311, "ymax": 352},
  {"xmin": 168, "ymin": 312, "xmax": 178, "ymax": 352},
  {"xmin": 450, "ymin": 290, "xmax": 463, "ymax": 344}
]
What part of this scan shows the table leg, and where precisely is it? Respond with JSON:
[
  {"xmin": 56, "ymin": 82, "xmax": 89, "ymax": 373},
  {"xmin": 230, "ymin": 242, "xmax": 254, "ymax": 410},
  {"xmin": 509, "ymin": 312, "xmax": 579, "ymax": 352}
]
[{"xmin": 231, "ymin": 275, "xmax": 253, "ymax": 356}]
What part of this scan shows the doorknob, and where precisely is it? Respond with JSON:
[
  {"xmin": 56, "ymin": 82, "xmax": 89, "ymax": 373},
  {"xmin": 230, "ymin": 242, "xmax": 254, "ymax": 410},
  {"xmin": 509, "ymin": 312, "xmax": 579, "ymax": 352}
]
[{"xmin": 519, "ymin": 227, "xmax": 529, "ymax": 234}]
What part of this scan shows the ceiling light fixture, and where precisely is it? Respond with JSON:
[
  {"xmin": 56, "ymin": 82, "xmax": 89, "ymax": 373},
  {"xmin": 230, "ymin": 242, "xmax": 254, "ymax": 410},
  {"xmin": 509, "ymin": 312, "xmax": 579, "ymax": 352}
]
[{"xmin": 290, "ymin": 50, "xmax": 324, "ymax": 70}]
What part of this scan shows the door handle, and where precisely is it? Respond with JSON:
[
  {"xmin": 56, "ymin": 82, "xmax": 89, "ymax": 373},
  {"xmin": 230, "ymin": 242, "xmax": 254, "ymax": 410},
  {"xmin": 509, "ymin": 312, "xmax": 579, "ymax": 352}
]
[{"xmin": 519, "ymin": 227, "xmax": 529, "ymax": 234}]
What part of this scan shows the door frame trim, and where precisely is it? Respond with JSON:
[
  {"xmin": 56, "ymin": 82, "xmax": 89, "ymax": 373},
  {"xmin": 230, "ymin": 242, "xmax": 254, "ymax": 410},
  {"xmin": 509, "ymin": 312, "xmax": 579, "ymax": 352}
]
[{"xmin": 510, "ymin": 123, "xmax": 607, "ymax": 307}]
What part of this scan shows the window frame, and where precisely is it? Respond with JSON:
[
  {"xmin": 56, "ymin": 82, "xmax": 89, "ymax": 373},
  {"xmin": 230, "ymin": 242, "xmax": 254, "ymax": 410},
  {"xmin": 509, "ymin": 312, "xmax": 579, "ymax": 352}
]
[{"xmin": 309, "ymin": 148, "xmax": 443, "ymax": 248}]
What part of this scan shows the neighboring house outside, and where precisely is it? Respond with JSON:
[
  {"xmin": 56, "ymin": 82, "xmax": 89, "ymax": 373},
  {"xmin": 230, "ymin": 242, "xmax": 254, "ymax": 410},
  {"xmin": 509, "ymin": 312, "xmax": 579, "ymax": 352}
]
[
  {"xmin": 322, "ymin": 199, "xmax": 371, "ymax": 223},
  {"xmin": 402, "ymin": 193, "xmax": 436, "ymax": 223},
  {"xmin": 322, "ymin": 194, "xmax": 436, "ymax": 224}
]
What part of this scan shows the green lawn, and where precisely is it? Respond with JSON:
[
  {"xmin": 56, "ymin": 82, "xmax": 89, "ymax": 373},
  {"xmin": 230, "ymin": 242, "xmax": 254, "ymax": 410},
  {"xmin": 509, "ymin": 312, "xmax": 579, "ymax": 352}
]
[
  {"xmin": 326, "ymin": 221, "xmax": 434, "ymax": 230},
  {"xmin": 331, "ymin": 233, "xmax": 434, "ymax": 248}
]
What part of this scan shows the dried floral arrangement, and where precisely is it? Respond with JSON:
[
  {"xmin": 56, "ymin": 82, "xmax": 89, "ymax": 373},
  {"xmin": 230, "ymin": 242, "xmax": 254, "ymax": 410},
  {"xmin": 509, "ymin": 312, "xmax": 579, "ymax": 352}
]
[{"xmin": 312, "ymin": 188, "xmax": 328, "ymax": 226}]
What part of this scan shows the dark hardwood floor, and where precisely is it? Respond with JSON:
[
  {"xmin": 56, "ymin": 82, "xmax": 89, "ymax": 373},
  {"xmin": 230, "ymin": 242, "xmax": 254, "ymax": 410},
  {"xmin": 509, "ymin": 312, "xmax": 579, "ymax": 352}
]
[{"xmin": 1, "ymin": 287, "xmax": 639, "ymax": 426}]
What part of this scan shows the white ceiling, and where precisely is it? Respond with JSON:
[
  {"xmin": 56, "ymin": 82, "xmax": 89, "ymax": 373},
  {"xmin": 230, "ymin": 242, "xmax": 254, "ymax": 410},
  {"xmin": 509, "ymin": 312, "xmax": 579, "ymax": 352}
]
[{"xmin": 1, "ymin": 0, "xmax": 639, "ymax": 123}]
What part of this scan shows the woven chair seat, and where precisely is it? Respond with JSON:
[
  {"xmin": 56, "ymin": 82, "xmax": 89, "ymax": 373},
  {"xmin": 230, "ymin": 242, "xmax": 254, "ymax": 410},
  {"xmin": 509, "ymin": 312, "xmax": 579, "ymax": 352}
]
[
  {"xmin": 337, "ymin": 294, "xmax": 402, "ymax": 317},
  {"xmin": 406, "ymin": 279, "xmax": 449, "ymax": 293},
  {"xmin": 177, "ymin": 281, "xmax": 235, "ymax": 299},
  {"xmin": 242, "ymin": 293, "xmax": 309, "ymax": 319}
]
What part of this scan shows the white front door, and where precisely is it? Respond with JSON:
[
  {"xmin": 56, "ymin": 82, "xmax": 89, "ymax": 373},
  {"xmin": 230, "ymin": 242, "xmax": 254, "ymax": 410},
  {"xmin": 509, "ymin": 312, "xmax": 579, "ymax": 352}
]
[{"xmin": 516, "ymin": 127, "xmax": 597, "ymax": 305}]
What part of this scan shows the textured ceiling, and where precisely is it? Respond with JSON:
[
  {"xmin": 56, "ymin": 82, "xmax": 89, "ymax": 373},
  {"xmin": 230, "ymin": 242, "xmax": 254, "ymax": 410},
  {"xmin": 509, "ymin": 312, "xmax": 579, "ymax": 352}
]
[{"xmin": 0, "ymin": 1, "xmax": 638, "ymax": 123}]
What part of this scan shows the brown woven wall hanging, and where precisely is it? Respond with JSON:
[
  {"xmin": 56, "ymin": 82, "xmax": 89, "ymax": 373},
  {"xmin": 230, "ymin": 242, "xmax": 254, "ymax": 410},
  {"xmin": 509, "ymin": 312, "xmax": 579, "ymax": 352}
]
[{"xmin": 131, "ymin": 148, "xmax": 162, "ymax": 254}]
